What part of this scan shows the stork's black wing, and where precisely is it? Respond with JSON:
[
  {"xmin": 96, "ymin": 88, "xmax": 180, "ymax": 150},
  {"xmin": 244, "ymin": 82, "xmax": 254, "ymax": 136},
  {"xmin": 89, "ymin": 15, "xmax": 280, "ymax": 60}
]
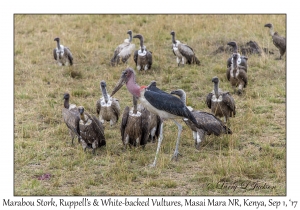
[{"xmin": 143, "ymin": 89, "xmax": 197, "ymax": 125}]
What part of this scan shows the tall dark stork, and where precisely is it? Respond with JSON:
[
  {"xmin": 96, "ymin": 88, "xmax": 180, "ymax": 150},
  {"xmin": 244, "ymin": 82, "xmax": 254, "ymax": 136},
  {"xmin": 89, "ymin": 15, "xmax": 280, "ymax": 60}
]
[
  {"xmin": 170, "ymin": 89, "xmax": 232, "ymax": 149},
  {"xmin": 110, "ymin": 30, "xmax": 136, "ymax": 66},
  {"xmin": 53, "ymin": 37, "xmax": 73, "ymax": 66},
  {"xmin": 170, "ymin": 31, "xmax": 200, "ymax": 66},
  {"xmin": 264, "ymin": 23, "xmax": 286, "ymax": 60},
  {"xmin": 227, "ymin": 41, "xmax": 248, "ymax": 72},
  {"xmin": 110, "ymin": 68, "xmax": 205, "ymax": 167},
  {"xmin": 206, "ymin": 77, "xmax": 236, "ymax": 123},
  {"xmin": 96, "ymin": 80, "xmax": 120, "ymax": 127},
  {"xmin": 133, "ymin": 34, "xmax": 152, "ymax": 71}
]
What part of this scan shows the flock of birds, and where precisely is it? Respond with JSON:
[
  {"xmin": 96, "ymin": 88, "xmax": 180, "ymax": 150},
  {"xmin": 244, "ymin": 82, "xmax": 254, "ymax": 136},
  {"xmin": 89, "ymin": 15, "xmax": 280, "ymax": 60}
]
[{"xmin": 59, "ymin": 23, "xmax": 286, "ymax": 167}]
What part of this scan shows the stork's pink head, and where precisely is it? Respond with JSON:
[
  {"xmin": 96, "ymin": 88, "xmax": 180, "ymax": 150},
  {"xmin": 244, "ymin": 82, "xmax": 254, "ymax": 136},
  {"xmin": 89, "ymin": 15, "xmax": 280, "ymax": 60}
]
[{"xmin": 111, "ymin": 68, "xmax": 137, "ymax": 97}]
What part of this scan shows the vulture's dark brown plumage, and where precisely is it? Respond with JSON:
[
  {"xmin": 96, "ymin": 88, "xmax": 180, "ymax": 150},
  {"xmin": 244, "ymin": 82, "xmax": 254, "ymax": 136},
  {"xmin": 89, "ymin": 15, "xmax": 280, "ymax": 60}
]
[
  {"xmin": 120, "ymin": 96, "xmax": 150, "ymax": 149},
  {"xmin": 133, "ymin": 34, "xmax": 152, "ymax": 71},
  {"xmin": 62, "ymin": 93, "xmax": 80, "ymax": 144},
  {"xmin": 264, "ymin": 23, "xmax": 286, "ymax": 60},
  {"xmin": 96, "ymin": 80, "xmax": 121, "ymax": 127},
  {"xmin": 206, "ymin": 77, "xmax": 236, "ymax": 123},
  {"xmin": 53, "ymin": 37, "xmax": 73, "ymax": 66},
  {"xmin": 226, "ymin": 53, "xmax": 248, "ymax": 95},
  {"xmin": 170, "ymin": 31, "xmax": 200, "ymax": 66},
  {"xmin": 226, "ymin": 41, "xmax": 248, "ymax": 71},
  {"xmin": 78, "ymin": 106, "xmax": 106, "ymax": 154},
  {"xmin": 171, "ymin": 89, "xmax": 232, "ymax": 149}
]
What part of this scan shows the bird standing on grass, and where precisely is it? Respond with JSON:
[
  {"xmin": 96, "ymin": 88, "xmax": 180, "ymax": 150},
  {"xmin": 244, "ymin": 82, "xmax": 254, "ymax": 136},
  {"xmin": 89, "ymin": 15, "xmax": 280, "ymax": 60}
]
[
  {"xmin": 96, "ymin": 80, "xmax": 120, "ymax": 127},
  {"xmin": 206, "ymin": 77, "xmax": 236, "ymax": 123},
  {"xmin": 170, "ymin": 31, "xmax": 200, "ymax": 66},
  {"xmin": 170, "ymin": 89, "xmax": 232, "ymax": 149},
  {"xmin": 78, "ymin": 106, "xmax": 106, "ymax": 154},
  {"xmin": 110, "ymin": 30, "xmax": 136, "ymax": 66},
  {"xmin": 62, "ymin": 93, "xmax": 80, "ymax": 144},
  {"xmin": 133, "ymin": 34, "xmax": 152, "ymax": 71},
  {"xmin": 264, "ymin": 23, "xmax": 286, "ymax": 60},
  {"xmin": 53, "ymin": 37, "xmax": 73, "ymax": 66},
  {"xmin": 226, "ymin": 41, "xmax": 248, "ymax": 71},
  {"xmin": 111, "ymin": 68, "xmax": 207, "ymax": 167}
]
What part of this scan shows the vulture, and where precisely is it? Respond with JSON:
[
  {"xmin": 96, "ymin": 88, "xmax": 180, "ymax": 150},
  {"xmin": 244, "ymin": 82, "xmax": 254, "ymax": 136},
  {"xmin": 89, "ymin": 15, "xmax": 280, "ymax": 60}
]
[
  {"xmin": 110, "ymin": 30, "xmax": 136, "ymax": 66},
  {"xmin": 53, "ymin": 37, "xmax": 73, "ymax": 66},
  {"xmin": 264, "ymin": 23, "xmax": 286, "ymax": 60},
  {"xmin": 206, "ymin": 77, "xmax": 236, "ymax": 123},
  {"xmin": 62, "ymin": 93, "xmax": 80, "ymax": 144},
  {"xmin": 133, "ymin": 34, "xmax": 152, "ymax": 71},
  {"xmin": 121, "ymin": 95, "xmax": 150, "ymax": 149},
  {"xmin": 171, "ymin": 89, "xmax": 232, "ymax": 149},
  {"xmin": 170, "ymin": 31, "xmax": 200, "ymax": 66},
  {"xmin": 226, "ymin": 52, "xmax": 248, "ymax": 95},
  {"xmin": 78, "ymin": 106, "xmax": 106, "ymax": 154},
  {"xmin": 227, "ymin": 41, "xmax": 248, "ymax": 71},
  {"xmin": 96, "ymin": 80, "xmax": 121, "ymax": 127}
]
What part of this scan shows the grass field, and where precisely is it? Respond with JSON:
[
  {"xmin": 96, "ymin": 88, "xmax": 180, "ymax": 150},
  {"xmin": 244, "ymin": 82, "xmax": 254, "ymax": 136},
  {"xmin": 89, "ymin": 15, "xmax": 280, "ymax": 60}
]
[{"xmin": 14, "ymin": 14, "xmax": 286, "ymax": 196}]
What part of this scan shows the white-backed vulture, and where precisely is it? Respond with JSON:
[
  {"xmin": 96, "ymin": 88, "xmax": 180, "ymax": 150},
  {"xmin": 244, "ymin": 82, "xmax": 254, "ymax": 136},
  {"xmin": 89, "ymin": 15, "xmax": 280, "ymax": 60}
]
[
  {"xmin": 133, "ymin": 34, "xmax": 152, "ymax": 71},
  {"xmin": 120, "ymin": 96, "xmax": 149, "ymax": 149},
  {"xmin": 170, "ymin": 31, "xmax": 200, "ymax": 66},
  {"xmin": 171, "ymin": 89, "xmax": 232, "ymax": 149},
  {"xmin": 62, "ymin": 93, "xmax": 80, "ymax": 144},
  {"xmin": 110, "ymin": 30, "xmax": 136, "ymax": 66},
  {"xmin": 78, "ymin": 106, "xmax": 106, "ymax": 154},
  {"xmin": 53, "ymin": 37, "xmax": 73, "ymax": 66},
  {"xmin": 227, "ymin": 41, "xmax": 248, "ymax": 71},
  {"xmin": 226, "ymin": 53, "xmax": 248, "ymax": 95},
  {"xmin": 206, "ymin": 77, "xmax": 236, "ymax": 123},
  {"xmin": 264, "ymin": 23, "xmax": 286, "ymax": 60},
  {"xmin": 96, "ymin": 80, "xmax": 120, "ymax": 127}
]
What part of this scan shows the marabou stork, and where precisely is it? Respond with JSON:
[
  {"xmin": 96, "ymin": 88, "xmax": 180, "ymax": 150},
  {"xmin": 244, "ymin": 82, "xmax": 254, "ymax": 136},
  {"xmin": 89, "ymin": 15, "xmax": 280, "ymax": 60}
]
[{"xmin": 110, "ymin": 68, "xmax": 205, "ymax": 167}]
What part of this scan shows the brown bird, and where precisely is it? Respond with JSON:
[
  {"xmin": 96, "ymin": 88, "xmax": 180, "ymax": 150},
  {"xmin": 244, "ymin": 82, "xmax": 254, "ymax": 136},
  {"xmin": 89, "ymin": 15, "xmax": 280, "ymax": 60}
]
[
  {"xmin": 170, "ymin": 31, "xmax": 200, "ymax": 66},
  {"xmin": 206, "ymin": 77, "xmax": 236, "ymax": 123},
  {"xmin": 171, "ymin": 89, "xmax": 232, "ymax": 149},
  {"xmin": 96, "ymin": 80, "xmax": 120, "ymax": 127},
  {"xmin": 227, "ymin": 41, "xmax": 248, "ymax": 71},
  {"xmin": 264, "ymin": 23, "xmax": 286, "ymax": 60},
  {"xmin": 62, "ymin": 93, "xmax": 80, "ymax": 144},
  {"xmin": 53, "ymin": 37, "xmax": 73, "ymax": 66},
  {"xmin": 78, "ymin": 106, "xmax": 106, "ymax": 154},
  {"xmin": 133, "ymin": 34, "xmax": 152, "ymax": 71},
  {"xmin": 226, "ymin": 53, "xmax": 248, "ymax": 95},
  {"xmin": 120, "ymin": 96, "xmax": 150, "ymax": 149}
]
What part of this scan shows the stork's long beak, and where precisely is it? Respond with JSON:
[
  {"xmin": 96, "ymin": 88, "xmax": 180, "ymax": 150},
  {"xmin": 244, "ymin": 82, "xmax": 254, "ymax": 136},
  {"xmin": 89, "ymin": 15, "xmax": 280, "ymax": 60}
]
[{"xmin": 110, "ymin": 76, "xmax": 126, "ymax": 97}]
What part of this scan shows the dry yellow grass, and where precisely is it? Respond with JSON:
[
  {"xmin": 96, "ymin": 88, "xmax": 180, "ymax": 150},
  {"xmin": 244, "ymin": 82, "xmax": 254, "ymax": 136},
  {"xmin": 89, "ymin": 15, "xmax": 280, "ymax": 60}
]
[{"xmin": 14, "ymin": 14, "xmax": 286, "ymax": 195}]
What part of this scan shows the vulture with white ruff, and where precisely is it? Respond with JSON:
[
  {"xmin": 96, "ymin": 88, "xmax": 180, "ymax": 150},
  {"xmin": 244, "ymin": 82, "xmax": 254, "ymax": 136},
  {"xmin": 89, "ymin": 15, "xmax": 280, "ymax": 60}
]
[
  {"xmin": 53, "ymin": 37, "xmax": 73, "ymax": 66},
  {"xmin": 96, "ymin": 80, "xmax": 121, "ymax": 127},
  {"xmin": 171, "ymin": 89, "xmax": 232, "ymax": 149},
  {"xmin": 78, "ymin": 106, "xmax": 106, "ymax": 154},
  {"xmin": 226, "ymin": 52, "xmax": 248, "ymax": 95},
  {"xmin": 170, "ymin": 31, "xmax": 200, "ymax": 66},
  {"xmin": 133, "ymin": 34, "xmax": 152, "ymax": 71},
  {"xmin": 226, "ymin": 41, "xmax": 248, "ymax": 71},
  {"xmin": 264, "ymin": 23, "xmax": 286, "ymax": 60},
  {"xmin": 110, "ymin": 30, "xmax": 136, "ymax": 66},
  {"xmin": 120, "ymin": 95, "xmax": 150, "ymax": 149},
  {"xmin": 206, "ymin": 77, "xmax": 236, "ymax": 123}
]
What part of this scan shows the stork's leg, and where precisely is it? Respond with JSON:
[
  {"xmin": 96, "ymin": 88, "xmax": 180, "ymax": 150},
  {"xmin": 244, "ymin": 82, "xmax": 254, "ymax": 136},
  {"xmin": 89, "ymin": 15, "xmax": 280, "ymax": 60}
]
[
  {"xmin": 149, "ymin": 122, "xmax": 164, "ymax": 167},
  {"xmin": 171, "ymin": 119, "xmax": 183, "ymax": 161}
]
